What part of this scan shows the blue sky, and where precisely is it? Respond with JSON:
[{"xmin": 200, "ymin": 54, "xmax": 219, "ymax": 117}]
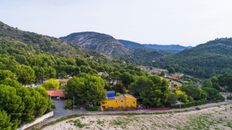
[{"xmin": 0, "ymin": 0, "xmax": 232, "ymax": 46}]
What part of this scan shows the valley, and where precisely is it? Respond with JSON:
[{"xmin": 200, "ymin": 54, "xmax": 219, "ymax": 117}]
[
  {"xmin": 0, "ymin": 21, "xmax": 232, "ymax": 130},
  {"xmin": 1, "ymin": 1, "xmax": 232, "ymax": 130}
]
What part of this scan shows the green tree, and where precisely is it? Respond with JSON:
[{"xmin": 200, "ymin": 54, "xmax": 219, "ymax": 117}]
[
  {"xmin": 129, "ymin": 76, "xmax": 153, "ymax": 98},
  {"xmin": 33, "ymin": 66, "xmax": 45, "ymax": 82},
  {"xmin": 42, "ymin": 79, "xmax": 60, "ymax": 90},
  {"xmin": 17, "ymin": 87, "xmax": 36, "ymax": 122},
  {"xmin": 17, "ymin": 65, "xmax": 35, "ymax": 84},
  {"xmin": 120, "ymin": 72, "xmax": 134, "ymax": 86},
  {"xmin": 0, "ymin": 81, "xmax": 52, "ymax": 127},
  {"xmin": 76, "ymin": 57, "xmax": 88, "ymax": 66},
  {"xmin": 65, "ymin": 73, "xmax": 106, "ymax": 108},
  {"xmin": 0, "ymin": 85, "xmax": 24, "ymax": 127},
  {"xmin": 202, "ymin": 79, "xmax": 213, "ymax": 88},
  {"xmin": 166, "ymin": 92, "xmax": 178, "ymax": 105},
  {"xmin": 202, "ymin": 87, "xmax": 224, "ymax": 102},
  {"xmin": 0, "ymin": 79, "xmax": 22, "ymax": 89},
  {"xmin": 0, "ymin": 70, "xmax": 17, "ymax": 80},
  {"xmin": 0, "ymin": 111, "xmax": 13, "ymax": 130},
  {"xmin": 175, "ymin": 89, "xmax": 189, "ymax": 103},
  {"xmin": 15, "ymin": 55, "xmax": 28, "ymax": 65},
  {"xmin": 129, "ymin": 75, "xmax": 170, "ymax": 107},
  {"xmin": 32, "ymin": 90, "xmax": 52, "ymax": 117},
  {"xmin": 181, "ymin": 84, "xmax": 207, "ymax": 101}
]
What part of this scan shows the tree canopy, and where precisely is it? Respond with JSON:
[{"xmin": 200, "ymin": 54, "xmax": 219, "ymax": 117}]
[
  {"xmin": 0, "ymin": 79, "xmax": 52, "ymax": 129},
  {"xmin": 42, "ymin": 79, "xmax": 60, "ymax": 90},
  {"xmin": 129, "ymin": 75, "xmax": 170, "ymax": 107},
  {"xmin": 65, "ymin": 73, "xmax": 106, "ymax": 109}
]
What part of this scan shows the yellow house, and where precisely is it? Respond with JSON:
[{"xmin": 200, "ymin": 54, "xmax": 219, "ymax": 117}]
[{"xmin": 101, "ymin": 94, "xmax": 137, "ymax": 110}]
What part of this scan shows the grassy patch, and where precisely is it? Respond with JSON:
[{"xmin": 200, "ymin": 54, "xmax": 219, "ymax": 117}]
[
  {"xmin": 176, "ymin": 114, "xmax": 223, "ymax": 130},
  {"xmin": 110, "ymin": 116, "xmax": 138, "ymax": 128},
  {"xmin": 227, "ymin": 121, "xmax": 232, "ymax": 128},
  {"xmin": 96, "ymin": 119, "xmax": 105, "ymax": 125},
  {"xmin": 69, "ymin": 119, "xmax": 87, "ymax": 128}
]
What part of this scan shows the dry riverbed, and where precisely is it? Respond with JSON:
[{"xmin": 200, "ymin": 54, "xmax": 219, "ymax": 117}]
[{"xmin": 42, "ymin": 104, "xmax": 232, "ymax": 130}]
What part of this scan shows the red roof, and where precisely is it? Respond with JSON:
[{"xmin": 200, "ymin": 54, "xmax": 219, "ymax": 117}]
[{"xmin": 47, "ymin": 90, "xmax": 65, "ymax": 98}]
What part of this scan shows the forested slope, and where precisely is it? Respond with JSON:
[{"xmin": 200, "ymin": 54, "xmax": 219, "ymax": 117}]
[{"xmin": 159, "ymin": 38, "xmax": 232, "ymax": 78}]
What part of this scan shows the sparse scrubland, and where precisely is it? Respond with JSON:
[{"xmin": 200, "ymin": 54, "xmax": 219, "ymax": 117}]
[{"xmin": 42, "ymin": 104, "xmax": 232, "ymax": 130}]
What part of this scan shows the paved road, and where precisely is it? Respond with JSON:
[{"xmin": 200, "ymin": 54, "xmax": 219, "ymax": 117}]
[
  {"xmin": 30, "ymin": 100, "xmax": 86, "ymax": 129},
  {"xmin": 53, "ymin": 100, "xmax": 85, "ymax": 119}
]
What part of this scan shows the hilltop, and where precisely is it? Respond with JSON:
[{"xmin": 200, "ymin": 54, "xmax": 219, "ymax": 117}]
[
  {"xmin": 61, "ymin": 32, "xmax": 181, "ymax": 65},
  {"xmin": 0, "ymin": 21, "xmax": 82, "ymax": 57},
  {"xmin": 61, "ymin": 32, "xmax": 130, "ymax": 58},
  {"xmin": 160, "ymin": 38, "xmax": 232, "ymax": 78}
]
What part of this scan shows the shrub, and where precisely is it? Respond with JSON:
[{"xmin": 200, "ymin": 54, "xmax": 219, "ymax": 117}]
[
  {"xmin": 73, "ymin": 119, "xmax": 87, "ymax": 128},
  {"xmin": 64, "ymin": 100, "xmax": 73, "ymax": 109},
  {"xmin": 42, "ymin": 79, "xmax": 60, "ymax": 90},
  {"xmin": 227, "ymin": 95, "xmax": 232, "ymax": 100},
  {"xmin": 86, "ymin": 105, "xmax": 99, "ymax": 111}
]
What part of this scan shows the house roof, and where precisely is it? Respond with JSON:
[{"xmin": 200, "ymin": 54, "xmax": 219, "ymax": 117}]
[
  {"xmin": 114, "ymin": 94, "xmax": 136, "ymax": 100},
  {"xmin": 107, "ymin": 91, "xmax": 116, "ymax": 99},
  {"xmin": 47, "ymin": 90, "xmax": 65, "ymax": 97},
  {"xmin": 124, "ymin": 94, "xmax": 136, "ymax": 99}
]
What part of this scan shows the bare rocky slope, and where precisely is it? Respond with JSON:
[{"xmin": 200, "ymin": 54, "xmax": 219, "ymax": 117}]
[{"xmin": 61, "ymin": 32, "xmax": 130, "ymax": 58}]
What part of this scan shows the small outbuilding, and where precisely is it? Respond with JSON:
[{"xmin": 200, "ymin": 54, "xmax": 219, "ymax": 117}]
[{"xmin": 47, "ymin": 90, "xmax": 65, "ymax": 99}]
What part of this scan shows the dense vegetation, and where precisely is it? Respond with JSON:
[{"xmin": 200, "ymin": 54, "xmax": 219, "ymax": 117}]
[
  {"xmin": 159, "ymin": 38, "xmax": 232, "ymax": 78},
  {"xmin": 0, "ymin": 70, "xmax": 52, "ymax": 129},
  {"xmin": 61, "ymin": 32, "xmax": 177, "ymax": 66},
  {"xmin": 62, "ymin": 32, "xmax": 232, "ymax": 80},
  {"xmin": 203, "ymin": 72, "xmax": 232, "ymax": 92},
  {"xmin": 0, "ymin": 21, "xmax": 228, "ymax": 129},
  {"xmin": 129, "ymin": 75, "xmax": 170, "ymax": 107},
  {"xmin": 65, "ymin": 73, "xmax": 106, "ymax": 110},
  {"xmin": 129, "ymin": 75, "xmax": 224, "ymax": 108}
]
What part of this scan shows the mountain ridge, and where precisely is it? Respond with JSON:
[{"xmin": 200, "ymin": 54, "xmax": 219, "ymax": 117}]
[
  {"xmin": 160, "ymin": 38, "xmax": 232, "ymax": 78},
  {"xmin": 119, "ymin": 39, "xmax": 191, "ymax": 52},
  {"xmin": 61, "ymin": 32, "xmax": 130, "ymax": 58},
  {"xmin": 0, "ymin": 21, "xmax": 82, "ymax": 57}
]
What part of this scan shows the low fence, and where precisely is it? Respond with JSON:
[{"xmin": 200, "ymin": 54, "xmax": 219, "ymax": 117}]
[{"xmin": 17, "ymin": 111, "xmax": 54, "ymax": 130}]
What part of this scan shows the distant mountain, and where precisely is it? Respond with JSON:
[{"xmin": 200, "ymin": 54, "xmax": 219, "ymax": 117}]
[
  {"xmin": 131, "ymin": 48, "xmax": 172, "ymax": 66},
  {"xmin": 62, "ymin": 32, "xmax": 186, "ymax": 65},
  {"xmin": 0, "ymin": 21, "xmax": 81, "ymax": 57},
  {"xmin": 160, "ymin": 38, "xmax": 232, "ymax": 78},
  {"xmin": 62, "ymin": 32, "xmax": 176, "ymax": 65},
  {"xmin": 61, "ymin": 32, "xmax": 130, "ymax": 58},
  {"xmin": 119, "ymin": 40, "xmax": 190, "ymax": 53},
  {"xmin": 118, "ymin": 40, "xmax": 145, "ymax": 49}
]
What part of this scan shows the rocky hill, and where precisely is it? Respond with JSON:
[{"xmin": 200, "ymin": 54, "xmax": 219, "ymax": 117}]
[
  {"xmin": 61, "ymin": 32, "xmax": 177, "ymax": 64},
  {"xmin": 61, "ymin": 32, "xmax": 130, "ymax": 58}
]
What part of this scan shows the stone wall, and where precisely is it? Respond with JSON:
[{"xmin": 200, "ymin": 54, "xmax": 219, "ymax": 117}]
[{"xmin": 17, "ymin": 111, "xmax": 54, "ymax": 130}]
